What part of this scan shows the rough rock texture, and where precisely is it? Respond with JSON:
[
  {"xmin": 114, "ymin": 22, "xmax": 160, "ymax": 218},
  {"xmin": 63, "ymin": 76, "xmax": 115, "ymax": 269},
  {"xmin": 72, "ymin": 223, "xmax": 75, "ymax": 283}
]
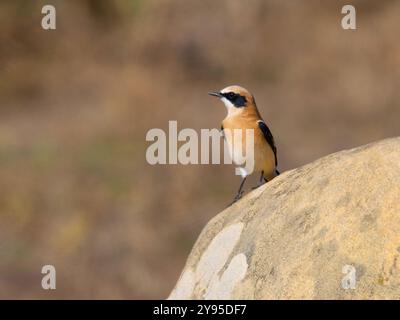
[{"xmin": 169, "ymin": 137, "xmax": 400, "ymax": 299}]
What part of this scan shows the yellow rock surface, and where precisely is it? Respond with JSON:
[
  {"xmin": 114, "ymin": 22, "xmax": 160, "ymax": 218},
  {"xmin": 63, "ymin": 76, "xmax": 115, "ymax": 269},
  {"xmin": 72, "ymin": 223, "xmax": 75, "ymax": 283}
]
[{"xmin": 169, "ymin": 137, "xmax": 400, "ymax": 299}]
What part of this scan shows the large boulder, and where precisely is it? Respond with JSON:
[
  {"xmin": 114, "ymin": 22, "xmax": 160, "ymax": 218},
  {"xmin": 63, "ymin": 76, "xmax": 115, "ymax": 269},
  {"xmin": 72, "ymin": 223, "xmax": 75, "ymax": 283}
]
[{"xmin": 169, "ymin": 137, "xmax": 400, "ymax": 299}]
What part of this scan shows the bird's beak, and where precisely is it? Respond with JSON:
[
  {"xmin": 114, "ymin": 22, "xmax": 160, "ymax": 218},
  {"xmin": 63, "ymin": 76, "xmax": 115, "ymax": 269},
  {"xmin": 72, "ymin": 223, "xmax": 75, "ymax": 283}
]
[{"xmin": 208, "ymin": 91, "xmax": 222, "ymax": 98}]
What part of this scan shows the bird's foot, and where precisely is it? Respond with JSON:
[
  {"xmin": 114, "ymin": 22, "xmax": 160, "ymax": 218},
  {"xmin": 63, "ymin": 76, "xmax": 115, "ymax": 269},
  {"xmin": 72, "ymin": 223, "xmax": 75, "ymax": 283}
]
[
  {"xmin": 251, "ymin": 181, "xmax": 266, "ymax": 190},
  {"xmin": 227, "ymin": 190, "xmax": 244, "ymax": 207}
]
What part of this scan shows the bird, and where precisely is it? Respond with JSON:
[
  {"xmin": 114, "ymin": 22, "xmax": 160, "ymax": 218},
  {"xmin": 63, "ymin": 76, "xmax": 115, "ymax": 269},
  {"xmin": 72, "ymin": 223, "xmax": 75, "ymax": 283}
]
[{"xmin": 209, "ymin": 85, "xmax": 280, "ymax": 203}]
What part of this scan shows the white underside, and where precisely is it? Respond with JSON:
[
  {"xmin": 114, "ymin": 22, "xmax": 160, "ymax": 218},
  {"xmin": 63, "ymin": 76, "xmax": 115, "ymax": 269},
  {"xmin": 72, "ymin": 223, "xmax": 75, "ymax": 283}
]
[
  {"xmin": 237, "ymin": 167, "xmax": 248, "ymax": 178},
  {"xmin": 221, "ymin": 97, "xmax": 239, "ymax": 117},
  {"xmin": 220, "ymin": 97, "xmax": 252, "ymax": 178}
]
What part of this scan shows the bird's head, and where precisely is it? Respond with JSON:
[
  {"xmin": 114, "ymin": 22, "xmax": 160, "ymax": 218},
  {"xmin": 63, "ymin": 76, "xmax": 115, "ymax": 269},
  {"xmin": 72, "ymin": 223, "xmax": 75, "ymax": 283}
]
[{"xmin": 209, "ymin": 85, "xmax": 256, "ymax": 116}]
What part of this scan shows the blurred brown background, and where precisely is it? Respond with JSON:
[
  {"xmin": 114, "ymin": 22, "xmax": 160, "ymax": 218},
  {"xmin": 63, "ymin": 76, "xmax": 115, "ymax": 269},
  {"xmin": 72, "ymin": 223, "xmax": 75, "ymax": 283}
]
[{"xmin": 0, "ymin": 0, "xmax": 399, "ymax": 299}]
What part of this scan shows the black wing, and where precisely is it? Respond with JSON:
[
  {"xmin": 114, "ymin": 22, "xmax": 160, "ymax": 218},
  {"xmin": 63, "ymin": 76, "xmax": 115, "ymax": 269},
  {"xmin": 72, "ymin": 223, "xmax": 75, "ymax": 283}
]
[{"xmin": 258, "ymin": 120, "xmax": 278, "ymax": 166}]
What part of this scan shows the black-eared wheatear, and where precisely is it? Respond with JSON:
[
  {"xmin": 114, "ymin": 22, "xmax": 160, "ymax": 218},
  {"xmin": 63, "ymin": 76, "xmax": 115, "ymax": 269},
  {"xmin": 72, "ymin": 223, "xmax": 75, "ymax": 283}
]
[{"xmin": 209, "ymin": 85, "xmax": 280, "ymax": 203}]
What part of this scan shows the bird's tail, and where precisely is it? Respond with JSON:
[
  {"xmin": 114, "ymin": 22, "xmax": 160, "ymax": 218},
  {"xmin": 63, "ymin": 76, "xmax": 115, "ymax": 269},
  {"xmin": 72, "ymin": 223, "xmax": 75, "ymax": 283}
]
[{"xmin": 275, "ymin": 169, "xmax": 280, "ymax": 176}]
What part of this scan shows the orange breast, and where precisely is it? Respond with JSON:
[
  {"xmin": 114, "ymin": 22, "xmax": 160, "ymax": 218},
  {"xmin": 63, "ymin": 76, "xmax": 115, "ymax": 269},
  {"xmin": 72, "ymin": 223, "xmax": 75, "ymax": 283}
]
[{"xmin": 222, "ymin": 115, "xmax": 276, "ymax": 177}]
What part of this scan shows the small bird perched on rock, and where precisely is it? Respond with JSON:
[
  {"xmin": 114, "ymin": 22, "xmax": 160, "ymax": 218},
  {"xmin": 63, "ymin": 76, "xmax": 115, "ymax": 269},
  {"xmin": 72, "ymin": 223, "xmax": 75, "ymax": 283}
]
[{"xmin": 209, "ymin": 85, "xmax": 280, "ymax": 203}]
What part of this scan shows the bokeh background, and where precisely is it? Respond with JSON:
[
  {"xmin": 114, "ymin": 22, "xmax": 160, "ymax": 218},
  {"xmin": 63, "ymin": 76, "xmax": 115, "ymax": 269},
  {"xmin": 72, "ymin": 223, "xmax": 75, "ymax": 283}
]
[{"xmin": 0, "ymin": 0, "xmax": 399, "ymax": 299}]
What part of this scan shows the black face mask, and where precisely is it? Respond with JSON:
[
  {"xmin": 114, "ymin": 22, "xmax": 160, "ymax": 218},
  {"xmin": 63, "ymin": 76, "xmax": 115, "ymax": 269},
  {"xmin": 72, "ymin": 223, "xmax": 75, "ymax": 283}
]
[{"xmin": 222, "ymin": 92, "xmax": 247, "ymax": 108}]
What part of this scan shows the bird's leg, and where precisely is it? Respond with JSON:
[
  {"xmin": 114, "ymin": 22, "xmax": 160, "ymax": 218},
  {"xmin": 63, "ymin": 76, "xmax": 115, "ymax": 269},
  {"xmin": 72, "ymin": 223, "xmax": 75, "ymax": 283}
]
[
  {"xmin": 235, "ymin": 177, "xmax": 247, "ymax": 199},
  {"xmin": 252, "ymin": 171, "xmax": 267, "ymax": 189},
  {"xmin": 228, "ymin": 177, "xmax": 247, "ymax": 206},
  {"xmin": 259, "ymin": 171, "xmax": 265, "ymax": 184}
]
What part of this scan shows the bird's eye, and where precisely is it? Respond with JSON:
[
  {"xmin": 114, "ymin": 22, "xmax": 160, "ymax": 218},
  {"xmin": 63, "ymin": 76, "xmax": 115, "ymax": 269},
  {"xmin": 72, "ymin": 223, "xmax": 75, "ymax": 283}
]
[{"xmin": 228, "ymin": 92, "xmax": 235, "ymax": 99}]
